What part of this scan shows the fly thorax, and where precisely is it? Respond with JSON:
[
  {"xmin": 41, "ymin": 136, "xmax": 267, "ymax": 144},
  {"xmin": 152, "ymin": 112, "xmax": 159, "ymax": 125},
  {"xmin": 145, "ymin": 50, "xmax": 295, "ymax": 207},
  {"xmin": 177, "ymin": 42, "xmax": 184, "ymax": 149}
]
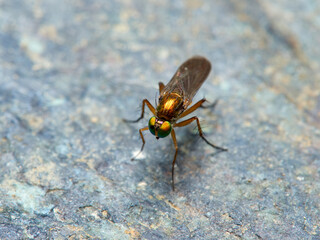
[{"xmin": 156, "ymin": 93, "xmax": 184, "ymax": 120}]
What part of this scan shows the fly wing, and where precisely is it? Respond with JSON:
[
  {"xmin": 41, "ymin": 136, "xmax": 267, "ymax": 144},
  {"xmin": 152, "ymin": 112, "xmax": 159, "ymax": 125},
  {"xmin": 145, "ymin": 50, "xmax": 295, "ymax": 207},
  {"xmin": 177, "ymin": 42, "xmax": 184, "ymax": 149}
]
[{"xmin": 160, "ymin": 56, "xmax": 211, "ymax": 107}]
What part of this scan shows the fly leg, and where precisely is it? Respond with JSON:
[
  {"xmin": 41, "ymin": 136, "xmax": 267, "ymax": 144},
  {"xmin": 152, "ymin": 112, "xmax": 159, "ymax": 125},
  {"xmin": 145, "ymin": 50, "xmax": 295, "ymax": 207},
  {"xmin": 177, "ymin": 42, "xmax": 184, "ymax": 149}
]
[
  {"xmin": 170, "ymin": 128, "xmax": 178, "ymax": 191},
  {"xmin": 131, "ymin": 126, "xmax": 149, "ymax": 161},
  {"xmin": 159, "ymin": 82, "xmax": 165, "ymax": 94},
  {"xmin": 174, "ymin": 116, "xmax": 227, "ymax": 151},
  {"xmin": 123, "ymin": 99, "xmax": 156, "ymax": 123},
  {"xmin": 179, "ymin": 99, "xmax": 219, "ymax": 119},
  {"xmin": 200, "ymin": 99, "xmax": 219, "ymax": 109}
]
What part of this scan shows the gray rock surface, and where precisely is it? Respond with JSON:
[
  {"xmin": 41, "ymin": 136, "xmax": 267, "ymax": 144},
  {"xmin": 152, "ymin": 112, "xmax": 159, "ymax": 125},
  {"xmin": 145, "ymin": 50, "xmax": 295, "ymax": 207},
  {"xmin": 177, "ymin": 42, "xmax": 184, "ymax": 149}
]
[{"xmin": 0, "ymin": 0, "xmax": 319, "ymax": 239}]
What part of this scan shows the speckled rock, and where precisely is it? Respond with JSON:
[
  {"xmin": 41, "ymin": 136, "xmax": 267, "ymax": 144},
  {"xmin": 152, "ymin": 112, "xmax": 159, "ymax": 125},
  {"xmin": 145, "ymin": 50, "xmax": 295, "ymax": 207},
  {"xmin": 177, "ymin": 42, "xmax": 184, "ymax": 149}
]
[{"xmin": 0, "ymin": 0, "xmax": 319, "ymax": 239}]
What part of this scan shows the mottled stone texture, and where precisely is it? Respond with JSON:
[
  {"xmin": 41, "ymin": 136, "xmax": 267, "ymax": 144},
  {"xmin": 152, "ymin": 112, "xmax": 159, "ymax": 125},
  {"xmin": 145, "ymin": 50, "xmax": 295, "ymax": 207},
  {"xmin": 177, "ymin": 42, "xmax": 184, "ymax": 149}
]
[{"xmin": 0, "ymin": 0, "xmax": 319, "ymax": 239}]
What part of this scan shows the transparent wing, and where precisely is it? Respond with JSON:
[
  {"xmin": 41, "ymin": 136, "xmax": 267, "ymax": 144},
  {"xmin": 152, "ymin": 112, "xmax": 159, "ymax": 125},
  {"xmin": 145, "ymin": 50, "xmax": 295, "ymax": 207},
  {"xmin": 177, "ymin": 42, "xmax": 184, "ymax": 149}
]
[{"xmin": 160, "ymin": 56, "xmax": 211, "ymax": 107}]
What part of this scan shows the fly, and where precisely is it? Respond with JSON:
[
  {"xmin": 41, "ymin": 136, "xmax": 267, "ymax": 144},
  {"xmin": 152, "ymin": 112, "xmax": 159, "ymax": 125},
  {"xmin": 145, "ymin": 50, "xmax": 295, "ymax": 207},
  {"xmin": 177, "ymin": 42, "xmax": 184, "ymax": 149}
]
[{"xmin": 124, "ymin": 56, "xmax": 227, "ymax": 190}]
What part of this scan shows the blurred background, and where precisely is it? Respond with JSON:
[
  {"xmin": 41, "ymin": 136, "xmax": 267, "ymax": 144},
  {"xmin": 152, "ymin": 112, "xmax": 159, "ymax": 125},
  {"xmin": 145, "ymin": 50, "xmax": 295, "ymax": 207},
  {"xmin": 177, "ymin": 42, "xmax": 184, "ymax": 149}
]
[{"xmin": 0, "ymin": 0, "xmax": 319, "ymax": 239}]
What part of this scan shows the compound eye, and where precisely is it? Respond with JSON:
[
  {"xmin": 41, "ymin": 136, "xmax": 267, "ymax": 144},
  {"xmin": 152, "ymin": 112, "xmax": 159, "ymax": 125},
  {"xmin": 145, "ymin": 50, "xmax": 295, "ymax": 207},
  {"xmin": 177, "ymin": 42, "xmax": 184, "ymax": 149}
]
[
  {"xmin": 148, "ymin": 117, "xmax": 156, "ymax": 135},
  {"xmin": 158, "ymin": 121, "xmax": 171, "ymax": 138}
]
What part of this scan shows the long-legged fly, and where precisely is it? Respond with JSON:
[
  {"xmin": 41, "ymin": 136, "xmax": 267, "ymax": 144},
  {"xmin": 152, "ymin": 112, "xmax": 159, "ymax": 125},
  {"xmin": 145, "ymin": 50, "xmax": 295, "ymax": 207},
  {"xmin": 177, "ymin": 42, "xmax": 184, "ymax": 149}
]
[{"xmin": 124, "ymin": 56, "xmax": 227, "ymax": 190}]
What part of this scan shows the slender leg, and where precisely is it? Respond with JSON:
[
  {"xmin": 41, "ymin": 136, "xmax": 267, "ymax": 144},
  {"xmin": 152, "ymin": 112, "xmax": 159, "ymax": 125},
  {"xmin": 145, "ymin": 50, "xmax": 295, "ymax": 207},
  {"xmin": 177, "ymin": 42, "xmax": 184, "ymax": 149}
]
[
  {"xmin": 170, "ymin": 128, "xmax": 178, "ymax": 191},
  {"xmin": 123, "ymin": 99, "xmax": 156, "ymax": 123},
  {"xmin": 174, "ymin": 116, "xmax": 227, "ymax": 151},
  {"xmin": 131, "ymin": 126, "xmax": 149, "ymax": 161},
  {"xmin": 158, "ymin": 82, "xmax": 165, "ymax": 94},
  {"xmin": 200, "ymin": 99, "xmax": 218, "ymax": 109},
  {"xmin": 179, "ymin": 99, "xmax": 206, "ymax": 119},
  {"xmin": 179, "ymin": 99, "xmax": 219, "ymax": 119}
]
